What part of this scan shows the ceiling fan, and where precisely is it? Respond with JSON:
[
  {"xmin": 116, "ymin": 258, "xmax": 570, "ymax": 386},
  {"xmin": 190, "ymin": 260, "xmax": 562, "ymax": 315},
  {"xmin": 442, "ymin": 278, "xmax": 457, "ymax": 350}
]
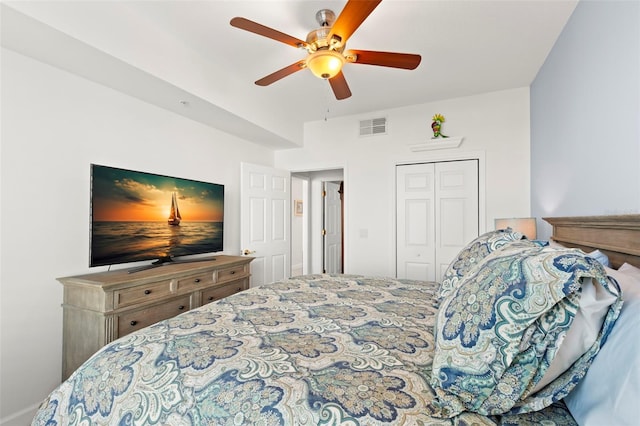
[{"xmin": 230, "ymin": 0, "xmax": 421, "ymax": 100}]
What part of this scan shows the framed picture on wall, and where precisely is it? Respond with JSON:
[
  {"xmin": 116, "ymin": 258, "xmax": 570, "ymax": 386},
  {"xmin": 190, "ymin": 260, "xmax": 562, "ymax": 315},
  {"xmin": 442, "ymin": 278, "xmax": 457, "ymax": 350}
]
[{"xmin": 294, "ymin": 200, "xmax": 303, "ymax": 216}]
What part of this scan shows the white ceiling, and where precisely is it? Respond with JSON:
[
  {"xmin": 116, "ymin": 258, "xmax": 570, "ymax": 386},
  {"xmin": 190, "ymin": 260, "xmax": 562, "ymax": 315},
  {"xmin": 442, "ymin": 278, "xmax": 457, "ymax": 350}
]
[{"xmin": 1, "ymin": 0, "xmax": 577, "ymax": 149}]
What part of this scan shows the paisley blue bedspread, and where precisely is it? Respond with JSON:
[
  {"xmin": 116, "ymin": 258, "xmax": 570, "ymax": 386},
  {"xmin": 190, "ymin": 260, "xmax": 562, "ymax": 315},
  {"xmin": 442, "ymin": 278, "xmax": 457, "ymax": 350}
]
[{"xmin": 32, "ymin": 274, "xmax": 577, "ymax": 425}]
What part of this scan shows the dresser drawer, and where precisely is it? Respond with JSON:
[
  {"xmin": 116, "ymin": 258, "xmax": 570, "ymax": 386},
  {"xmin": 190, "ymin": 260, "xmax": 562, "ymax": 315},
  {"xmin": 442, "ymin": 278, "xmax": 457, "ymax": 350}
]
[
  {"xmin": 117, "ymin": 295, "xmax": 190, "ymax": 336},
  {"xmin": 114, "ymin": 280, "xmax": 172, "ymax": 309},
  {"xmin": 217, "ymin": 264, "xmax": 247, "ymax": 282},
  {"xmin": 175, "ymin": 271, "xmax": 215, "ymax": 292},
  {"xmin": 202, "ymin": 281, "xmax": 246, "ymax": 304}
]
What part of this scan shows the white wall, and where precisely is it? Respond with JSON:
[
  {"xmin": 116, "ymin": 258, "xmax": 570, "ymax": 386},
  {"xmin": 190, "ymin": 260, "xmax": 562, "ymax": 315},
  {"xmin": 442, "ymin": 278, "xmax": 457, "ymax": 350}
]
[
  {"xmin": 0, "ymin": 48, "xmax": 274, "ymax": 424},
  {"xmin": 531, "ymin": 0, "xmax": 640, "ymax": 239},
  {"xmin": 275, "ymin": 87, "xmax": 532, "ymax": 277}
]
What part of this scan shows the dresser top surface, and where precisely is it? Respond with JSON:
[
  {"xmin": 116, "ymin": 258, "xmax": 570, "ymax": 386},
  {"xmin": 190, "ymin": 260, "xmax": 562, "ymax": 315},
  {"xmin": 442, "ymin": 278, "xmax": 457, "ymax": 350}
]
[{"xmin": 58, "ymin": 255, "xmax": 252, "ymax": 288}]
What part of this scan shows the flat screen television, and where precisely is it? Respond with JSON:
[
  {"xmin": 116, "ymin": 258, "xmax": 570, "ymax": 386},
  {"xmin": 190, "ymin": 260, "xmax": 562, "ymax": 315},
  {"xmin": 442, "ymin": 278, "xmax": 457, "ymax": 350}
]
[{"xmin": 90, "ymin": 164, "xmax": 224, "ymax": 271}]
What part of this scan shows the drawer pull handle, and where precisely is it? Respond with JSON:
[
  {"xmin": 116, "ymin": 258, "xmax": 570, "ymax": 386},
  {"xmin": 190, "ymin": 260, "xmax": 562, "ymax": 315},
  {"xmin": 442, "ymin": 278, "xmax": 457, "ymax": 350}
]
[
  {"xmin": 130, "ymin": 320, "xmax": 138, "ymax": 326},
  {"xmin": 208, "ymin": 296, "xmax": 215, "ymax": 301},
  {"xmin": 178, "ymin": 305, "xmax": 185, "ymax": 310},
  {"xmin": 194, "ymin": 278, "xmax": 201, "ymax": 283},
  {"xmin": 230, "ymin": 271, "xmax": 236, "ymax": 275},
  {"xmin": 237, "ymin": 287, "xmax": 242, "ymax": 291},
  {"xmin": 144, "ymin": 290, "xmax": 151, "ymax": 295}
]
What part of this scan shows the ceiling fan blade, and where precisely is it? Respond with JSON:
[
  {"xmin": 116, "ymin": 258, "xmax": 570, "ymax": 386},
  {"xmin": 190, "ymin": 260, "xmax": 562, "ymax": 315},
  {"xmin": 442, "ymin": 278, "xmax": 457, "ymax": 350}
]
[
  {"xmin": 255, "ymin": 60, "xmax": 307, "ymax": 86},
  {"xmin": 347, "ymin": 50, "xmax": 422, "ymax": 70},
  {"xmin": 230, "ymin": 17, "xmax": 308, "ymax": 49},
  {"xmin": 328, "ymin": 0, "xmax": 382, "ymax": 46},
  {"xmin": 329, "ymin": 72, "xmax": 352, "ymax": 100}
]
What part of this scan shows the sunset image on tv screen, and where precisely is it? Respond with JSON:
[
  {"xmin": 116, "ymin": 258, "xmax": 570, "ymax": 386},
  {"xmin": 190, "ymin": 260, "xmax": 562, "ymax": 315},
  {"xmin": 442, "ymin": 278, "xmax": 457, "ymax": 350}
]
[{"xmin": 90, "ymin": 164, "xmax": 224, "ymax": 267}]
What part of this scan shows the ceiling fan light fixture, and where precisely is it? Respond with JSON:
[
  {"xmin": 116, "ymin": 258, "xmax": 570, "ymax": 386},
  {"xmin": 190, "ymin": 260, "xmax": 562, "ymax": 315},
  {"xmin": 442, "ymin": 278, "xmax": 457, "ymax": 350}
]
[{"xmin": 306, "ymin": 50, "xmax": 345, "ymax": 79}]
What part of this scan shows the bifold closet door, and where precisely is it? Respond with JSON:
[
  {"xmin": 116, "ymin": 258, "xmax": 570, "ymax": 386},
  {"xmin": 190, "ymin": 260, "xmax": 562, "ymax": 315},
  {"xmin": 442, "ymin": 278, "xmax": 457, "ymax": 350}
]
[
  {"xmin": 396, "ymin": 160, "xmax": 479, "ymax": 282},
  {"xmin": 434, "ymin": 160, "xmax": 479, "ymax": 280},
  {"xmin": 396, "ymin": 163, "xmax": 437, "ymax": 281}
]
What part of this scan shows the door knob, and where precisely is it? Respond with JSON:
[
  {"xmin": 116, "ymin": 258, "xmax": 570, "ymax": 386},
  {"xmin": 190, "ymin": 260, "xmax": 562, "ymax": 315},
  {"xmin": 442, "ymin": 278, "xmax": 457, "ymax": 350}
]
[{"xmin": 243, "ymin": 249, "xmax": 256, "ymax": 255}]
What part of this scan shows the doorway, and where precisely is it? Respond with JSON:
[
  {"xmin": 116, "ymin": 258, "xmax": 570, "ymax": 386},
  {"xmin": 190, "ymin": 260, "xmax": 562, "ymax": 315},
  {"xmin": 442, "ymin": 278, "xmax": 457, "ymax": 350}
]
[{"xmin": 291, "ymin": 169, "xmax": 344, "ymax": 275}]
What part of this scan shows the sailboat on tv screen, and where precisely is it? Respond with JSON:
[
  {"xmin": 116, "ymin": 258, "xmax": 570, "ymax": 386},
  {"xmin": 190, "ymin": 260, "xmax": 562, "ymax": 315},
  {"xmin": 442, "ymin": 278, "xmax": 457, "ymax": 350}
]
[{"xmin": 168, "ymin": 192, "xmax": 181, "ymax": 226}]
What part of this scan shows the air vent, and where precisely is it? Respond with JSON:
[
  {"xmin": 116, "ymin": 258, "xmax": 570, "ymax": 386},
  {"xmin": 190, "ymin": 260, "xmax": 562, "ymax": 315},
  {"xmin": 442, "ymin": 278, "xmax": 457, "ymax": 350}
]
[{"xmin": 359, "ymin": 117, "xmax": 387, "ymax": 136}]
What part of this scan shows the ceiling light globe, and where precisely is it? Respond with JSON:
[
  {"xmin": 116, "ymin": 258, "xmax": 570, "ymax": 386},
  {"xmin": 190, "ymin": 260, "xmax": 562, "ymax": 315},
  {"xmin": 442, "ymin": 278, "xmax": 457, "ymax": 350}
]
[{"xmin": 306, "ymin": 50, "xmax": 345, "ymax": 79}]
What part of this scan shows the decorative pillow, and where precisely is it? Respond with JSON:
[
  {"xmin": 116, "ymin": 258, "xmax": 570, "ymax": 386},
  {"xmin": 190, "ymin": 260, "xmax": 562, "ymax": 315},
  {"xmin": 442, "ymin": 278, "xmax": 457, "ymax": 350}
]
[
  {"xmin": 528, "ymin": 250, "xmax": 614, "ymax": 394},
  {"xmin": 564, "ymin": 264, "xmax": 640, "ymax": 425},
  {"xmin": 529, "ymin": 275, "xmax": 616, "ymax": 393},
  {"xmin": 438, "ymin": 228, "xmax": 528, "ymax": 300},
  {"xmin": 429, "ymin": 245, "xmax": 622, "ymax": 418},
  {"xmin": 547, "ymin": 244, "xmax": 609, "ymax": 266}
]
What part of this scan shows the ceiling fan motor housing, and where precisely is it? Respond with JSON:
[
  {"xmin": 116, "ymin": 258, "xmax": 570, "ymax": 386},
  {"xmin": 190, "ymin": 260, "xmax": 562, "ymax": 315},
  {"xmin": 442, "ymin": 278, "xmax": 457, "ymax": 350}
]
[
  {"xmin": 306, "ymin": 10, "xmax": 344, "ymax": 53},
  {"xmin": 306, "ymin": 27, "xmax": 332, "ymax": 51}
]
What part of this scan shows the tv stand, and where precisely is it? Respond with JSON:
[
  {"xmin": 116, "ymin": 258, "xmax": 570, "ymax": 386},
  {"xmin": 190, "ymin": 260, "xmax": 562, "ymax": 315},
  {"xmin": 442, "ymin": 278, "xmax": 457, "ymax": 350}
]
[
  {"xmin": 128, "ymin": 255, "xmax": 218, "ymax": 274},
  {"xmin": 58, "ymin": 255, "xmax": 253, "ymax": 380}
]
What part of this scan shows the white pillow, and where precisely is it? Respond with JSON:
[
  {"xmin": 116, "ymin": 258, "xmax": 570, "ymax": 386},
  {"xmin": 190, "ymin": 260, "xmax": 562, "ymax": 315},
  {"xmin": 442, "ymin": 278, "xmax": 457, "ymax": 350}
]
[
  {"xmin": 607, "ymin": 263, "xmax": 640, "ymax": 299},
  {"xmin": 619, "ymin": 262, "xmax": 640, "ymax": 281},
  {"xmin": 564, "ymin": 265, "xmax": 640, "ymax": 425},
  {"xmin": 587, "ymin": 249, "xmax": 610, "ymax": 267}
]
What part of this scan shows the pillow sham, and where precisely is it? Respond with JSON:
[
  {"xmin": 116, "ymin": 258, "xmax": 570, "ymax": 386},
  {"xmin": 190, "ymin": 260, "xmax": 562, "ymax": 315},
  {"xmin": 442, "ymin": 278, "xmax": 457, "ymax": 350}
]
[
  {"xmin": 525, "ymin": 247, "xmax": 612, "ymax": 392},
  {"xmin": 438, "ymin": 228, "xmax": 528, "ymax": 300},
  {"xmin": 564, "ymin": 264, "xmax": 640, "ymax": 425},
  {"xmin": 529, "ymin": 275, "xmax": 617, "ymax": 393},
  {"xmin": 429, "ymin": 244, "xmax": 622, "ymax": 418},
  {"xmin": 541, "ymin": 240, "xmax": 609, "ymax": 267}
]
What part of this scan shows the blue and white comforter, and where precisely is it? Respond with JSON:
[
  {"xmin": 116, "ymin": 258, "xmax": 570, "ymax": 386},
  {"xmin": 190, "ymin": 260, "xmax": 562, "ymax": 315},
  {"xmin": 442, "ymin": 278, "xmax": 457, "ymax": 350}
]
[{"xmin": 33, "ymin": 274, "xmax": 578, "ymax": 425}]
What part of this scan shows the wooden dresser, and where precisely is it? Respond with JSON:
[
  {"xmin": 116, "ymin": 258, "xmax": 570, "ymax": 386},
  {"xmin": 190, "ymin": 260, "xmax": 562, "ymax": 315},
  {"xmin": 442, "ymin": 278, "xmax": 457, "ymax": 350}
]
[{"xmin": 57, "ymin": 255, "xmax": 252, "ymax": 380}]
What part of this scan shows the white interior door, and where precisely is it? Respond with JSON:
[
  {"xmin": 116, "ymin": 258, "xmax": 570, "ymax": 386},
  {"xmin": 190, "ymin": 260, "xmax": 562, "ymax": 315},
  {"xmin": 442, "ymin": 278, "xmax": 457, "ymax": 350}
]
[
  {"xmin": 396, "ymin": 160, "xmax": 479, "ymax": 282},
  {"xmin": 241, "ymin": 162, "xmax": 291, "ymax": 287},
  {"xmin": 396, "ymin": 163, "xmax": 436, "ymax": 280},
  {"xmin": 323, "ymin": 181, "xmax": 342, "ymax": 274}
]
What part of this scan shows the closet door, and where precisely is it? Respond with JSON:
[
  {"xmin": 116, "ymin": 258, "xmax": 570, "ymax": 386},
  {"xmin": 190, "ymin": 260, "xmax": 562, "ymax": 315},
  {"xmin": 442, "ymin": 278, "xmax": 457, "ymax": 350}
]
[
  {"xmin": 434, "ymin": 160, "xmax": 479, "ymax": 281},
  {"xmin": 396, "ymin": 160, "xmax": 478, "ymax": 282},
  {"xmin": 396, "ymin": 163, "xmax": 437, "ymax": 281}
]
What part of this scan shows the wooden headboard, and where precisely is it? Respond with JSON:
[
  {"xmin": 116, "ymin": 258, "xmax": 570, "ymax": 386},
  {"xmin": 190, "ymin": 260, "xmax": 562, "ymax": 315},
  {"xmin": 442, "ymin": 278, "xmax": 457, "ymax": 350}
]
[{"xmin": 544, "ymin": 214, "xmax": 640, "ymax": 269}]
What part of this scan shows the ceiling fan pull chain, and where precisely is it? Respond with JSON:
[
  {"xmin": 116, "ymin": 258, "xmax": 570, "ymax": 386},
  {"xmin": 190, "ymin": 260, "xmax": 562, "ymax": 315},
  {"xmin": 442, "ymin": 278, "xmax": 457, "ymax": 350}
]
[{"xmin": 324, "ymin": 84, "xmax": 332, "ymax": 122}]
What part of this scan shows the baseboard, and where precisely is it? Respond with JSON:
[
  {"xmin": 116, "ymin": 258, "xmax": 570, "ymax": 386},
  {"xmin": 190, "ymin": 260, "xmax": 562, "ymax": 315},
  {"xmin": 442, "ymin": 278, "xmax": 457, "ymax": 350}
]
[{"xmin": 0, "ymin": 403, "xmax": 39, "ymax": 426}]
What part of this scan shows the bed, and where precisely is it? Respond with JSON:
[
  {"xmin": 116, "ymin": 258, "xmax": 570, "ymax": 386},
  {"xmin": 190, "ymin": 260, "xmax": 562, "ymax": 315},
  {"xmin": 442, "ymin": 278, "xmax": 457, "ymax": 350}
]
[{"xmin": 32, "ymin": 215, "xmax": 640, "ymax": 425}]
